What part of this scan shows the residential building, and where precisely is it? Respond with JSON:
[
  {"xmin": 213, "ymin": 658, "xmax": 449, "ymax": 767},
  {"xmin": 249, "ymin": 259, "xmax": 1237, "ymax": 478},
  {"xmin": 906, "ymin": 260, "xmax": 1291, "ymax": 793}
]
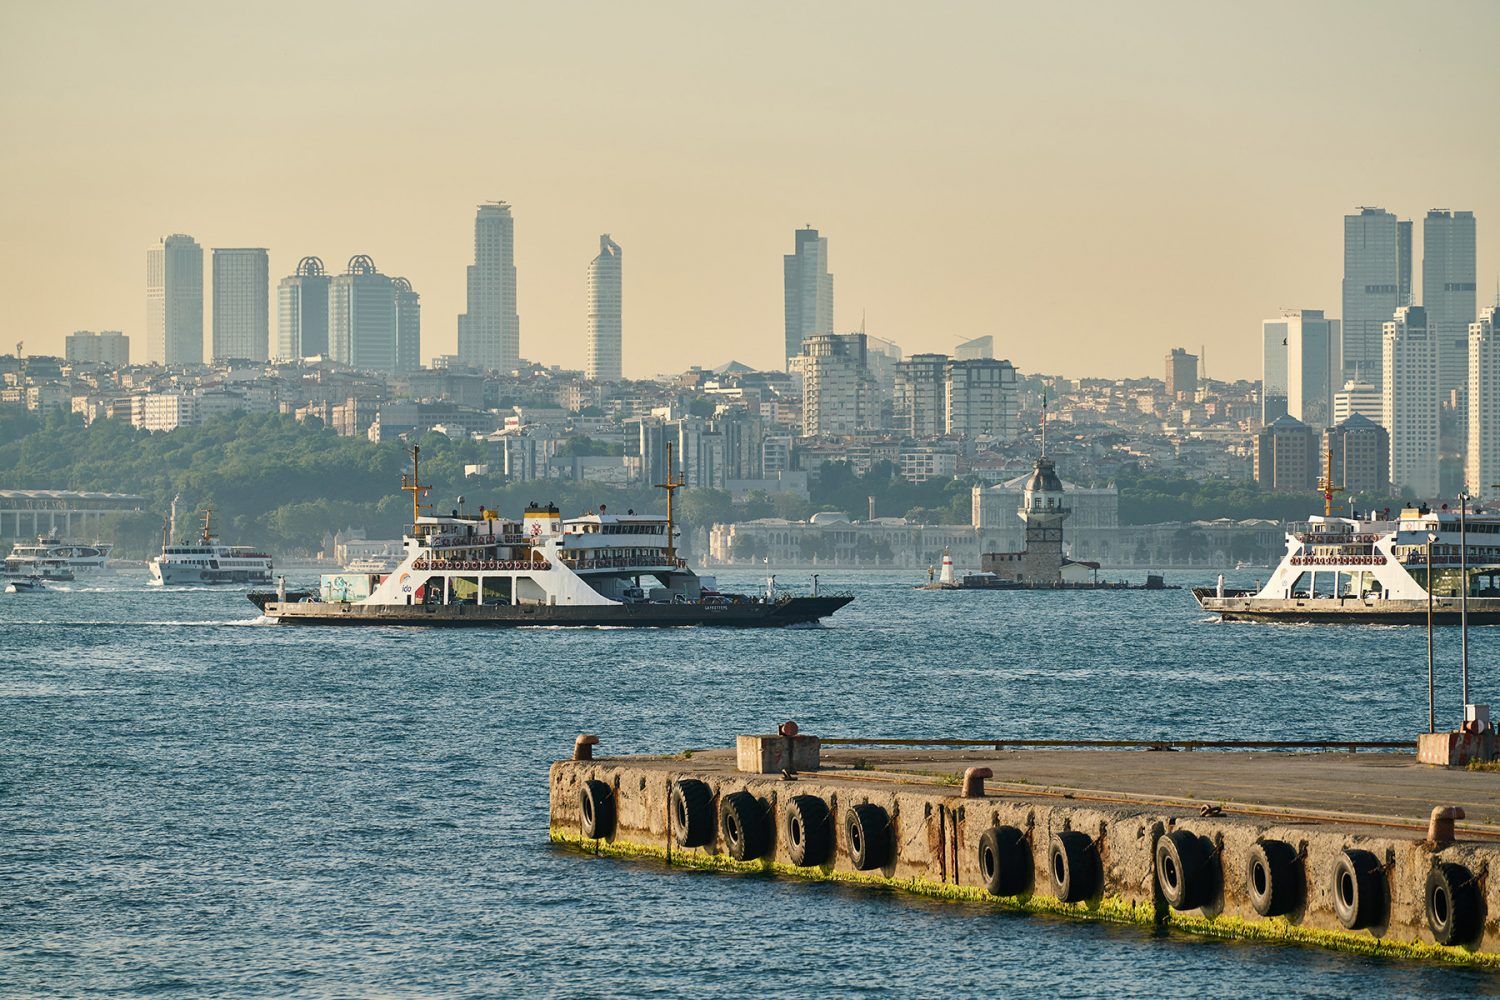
[
  {"xmin": 1333, "ymin": 379, "xmax": 1382, "ymax": 424},
  {"xmin": 894, "ymin": 353, "xmax": 948, "ymax": 436},
  {"xmin": 457, "ymin": 202, "xmax": 520, "ymax": 372},
  {"xmin": 65, "ymin": 331, "xmax": 129, "ymax": 367},
  {"xmin": 137, "ymin": 392, "xmax": 199, "ymax": 432},
  {"xmin": 276, "ymin": 256, "xmax": 330, "ymax": 359},
  {"xmin": 586, "ymin": 234, "xmax": 623, "ymax": 381},
  {"xmin": 210, "ymin": 248, "xmax": 269, "ymax": 361},
  {"xmin": 1165, "ymin": 348, "xmax": 1198, "ymax": 399},
  {"xmin": 1326, "ymin": 414, "xmax": 1390, "ymax": 497},
  {"xmin": 1469, "ymin": 306, "xmax": 1500, "ymax": 496},
  {"xmin": 393, "ymin": 277, "xmax": 421, "ymax": 374},
  {"xmin": 1254, "ymin": 415, "xmax": 1317, "ymax": 492},
  {"xmin": 1342, "ymin": 207, "xmax": 1408, "ymax": 387},
  {"xmin": 794, "ymin": 333, "xmax": 873, "ymax": 437},
  {"xmin": 946, "ymin": 358, "xmax": 1019, "ymax": 439},
  {"xmin": 146, "ymin": 233, "xmax": 203, "ymax": 365},
  {"xmin": 954, "ymin": 335, "xmax": 993, "ymax": 361},
  {"xmin": 1424, "ymin": 209, "xmax": 1477, "ymax": 395},
  {"xmin": 1382, "ymin": 305, "xmax": 1440, "ymax": 497},
  {"xmin": 783, "ymin": 226, "xmax": 833, "ymax": 368},
  {"xmin": 329, "ymin": 255, "xmax": 397, "ymax": 374},
  {"xmin": 897, "ymin": 445, "xmax": 958, "ymax": 483}
]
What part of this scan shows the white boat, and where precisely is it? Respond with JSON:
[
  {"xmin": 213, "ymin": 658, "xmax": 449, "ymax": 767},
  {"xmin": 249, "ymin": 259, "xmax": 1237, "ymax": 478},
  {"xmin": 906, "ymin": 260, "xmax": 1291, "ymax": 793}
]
[
  {"xmin": 4, "ymin": 575, "xmax": 46, "ymax": 593},
  {"xmin": 4, "ymin": 536, "xmax": 112, "ymax": 577},
  {"xmin": 148, "ymin": 506, "xmax": 273, "ymax": 586},
  {"xmin": 1196, "ymin": 502, "xmax": 1500, "ymax": 624},
  {"xmin": 344, "ymin": 555, "xmax": 403, "ymax": 574}
]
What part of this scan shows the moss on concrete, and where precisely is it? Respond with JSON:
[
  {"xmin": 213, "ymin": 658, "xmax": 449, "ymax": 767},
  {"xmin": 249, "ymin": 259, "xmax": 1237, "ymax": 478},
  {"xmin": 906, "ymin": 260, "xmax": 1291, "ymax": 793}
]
[{"xmin": 551, "ymin": 828, "xmax": 1500, "ymax": 970}]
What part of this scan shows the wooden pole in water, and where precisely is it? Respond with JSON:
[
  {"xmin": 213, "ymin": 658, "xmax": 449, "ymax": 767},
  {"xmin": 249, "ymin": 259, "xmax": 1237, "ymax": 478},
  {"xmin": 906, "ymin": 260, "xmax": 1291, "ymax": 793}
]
[{"xmin": 1427, "ymin": 534, "xmax": 1435, "ymax": 734}]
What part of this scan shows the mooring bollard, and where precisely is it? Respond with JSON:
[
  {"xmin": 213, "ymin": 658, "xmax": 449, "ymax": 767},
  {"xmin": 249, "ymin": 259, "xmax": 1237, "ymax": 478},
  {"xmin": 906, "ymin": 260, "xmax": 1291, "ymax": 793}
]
[
  {"xmin": 962, "ymin": 766, "xmax": 993, "ymax": 798},
  {"xmin": 1427, "ymin": 805, "xmax": 1465, "ymax": 847},
  {"xmin": 574, "ymin": 733, "xmax": 600, "ymax": 761}
]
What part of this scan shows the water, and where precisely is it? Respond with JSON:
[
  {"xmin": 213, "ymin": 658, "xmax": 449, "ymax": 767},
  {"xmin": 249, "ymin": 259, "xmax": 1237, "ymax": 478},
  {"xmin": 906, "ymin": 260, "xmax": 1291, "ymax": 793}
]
[{"xmin": 3, "ymin": 570, "xmax": 1498, "ymax": 997}]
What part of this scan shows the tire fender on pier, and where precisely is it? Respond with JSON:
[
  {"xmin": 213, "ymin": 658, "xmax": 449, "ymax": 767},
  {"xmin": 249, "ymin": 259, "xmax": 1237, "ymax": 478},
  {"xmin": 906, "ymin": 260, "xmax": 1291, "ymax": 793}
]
[
  {"xmin": 785, "ymin": 795, "xmax": 832, "ymax": 867},
  {"xmin": 579, "ymin": 779, "xmax": 615, "ymax": 840},
  {"xmin": 1246, "ymin": 839, "xmax": 1301, "ymax": 917},
  {"xmin": 1332, "ymin": 848, "xmax": 1384, "ymax": 930},
  {"xmin": 1425, "ymin": 862, "xmax": 1480, "ymax": 946},
  {"xmin": 1049, "ymin": 830, "xmax": 1099, "ymax": 903},
  {"xmin": 844, "ymin": 803, "xmax": 892, "ymax": 871},
  {"xmin": 671, "ymin": 779, "xmax": 714, "ymax": 848},
  {"xmin": 978, "ymin": 825, "xmax": 1031, "ymax": 896},
  {"xmin": 1155, "ymin": 829, "xmax": 1215, "ymax": 911},
  {"xmin": 719, "ymin": 790, "xmax": 770, "ymax": 861}
]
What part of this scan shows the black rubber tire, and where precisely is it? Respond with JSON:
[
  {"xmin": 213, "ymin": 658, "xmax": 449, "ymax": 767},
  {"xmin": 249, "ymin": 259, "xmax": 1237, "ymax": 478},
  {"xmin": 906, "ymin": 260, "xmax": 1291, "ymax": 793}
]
[
  {"xmin": 977, "ymin": 826, "xmax": 1031, "ymax": 896},
  {"xmin": 1049, "ymin": 830, "xmax": 1098, "ymax": 903},
  {"xmin": 844, "ymin": 803, "xmax": 892, "ymax": 871},
  {"xmin": 1331, "ymin": 848, "xmax": 1384, "ymax": 930},
  {"xmin": 671, "ymin": 779, "xmax": 714, "ymax": 848},
  {"xmin": 1426, "ymin": 862, "xmax": 1480, "ymax": 946},
  {"xmin": 1155, "ymin": 829, "xmax": 1213, "ymax": 911},
  {"xmin": 719, "ymin": 791, "xmax": 770, "ymax": 861},
  {"xmin": 579, "ymin": 779, "xmax": 615, "ymax": 840},
  {"xmin": 785, "ymin": 795, "xmax": 833, "ymax": 867},
  {"xmin": 1246, "ymin": 839, "xmax": 1300, "ymax": 917}
]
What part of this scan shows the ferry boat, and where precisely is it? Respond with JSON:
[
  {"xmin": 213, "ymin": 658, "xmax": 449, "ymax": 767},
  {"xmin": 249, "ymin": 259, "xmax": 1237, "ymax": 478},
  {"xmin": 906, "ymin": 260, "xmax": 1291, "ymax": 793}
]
[
  {"xmin": 149, "ymin": 505, "xmax": 273, "ymax": 586},
  {"xmin": 3, "ymin": 536, "xmax": 112, "ymax": 577},
  {"xmin": 1195, "ymin": 501, "xmax": 1500, "ymax": 624},
  {"xmin": 249, "ymin": 446, "xmax": 853, "ymax": 628}
]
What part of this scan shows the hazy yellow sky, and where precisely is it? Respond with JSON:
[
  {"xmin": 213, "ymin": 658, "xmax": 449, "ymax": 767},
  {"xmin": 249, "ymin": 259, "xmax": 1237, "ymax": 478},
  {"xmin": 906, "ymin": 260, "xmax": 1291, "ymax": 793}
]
[{"xmin": 2, "ymin": 1, "xmax": 1497, "ymax": 380}]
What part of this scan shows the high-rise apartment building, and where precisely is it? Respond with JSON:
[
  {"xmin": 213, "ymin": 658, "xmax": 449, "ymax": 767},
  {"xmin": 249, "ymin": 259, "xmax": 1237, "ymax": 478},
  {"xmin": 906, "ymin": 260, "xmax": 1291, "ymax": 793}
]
[
  {"xmin": 1382, "ymin": 306, "xmax": 1439, "ymax": 498},
  {"xmin": 393, "ymin": 277, "xmax": 421, "ymax": 375},
  {"xmin": 1424, "ymin": 209, "xmax": 1478, "ymax": 395},
  {"xmin": 1165, "ymin": 348, "xmax": 1198, "ymax": 398},
  {"xmin": 457, "ymin": 202, "xmax": 520, "ymax": 372},
  {"xmin": 946, "ymin": 358, "xmax": 1020, "ymax": 440},
  {"xmin": 65, "ymin": 331, "xmax": 129, "ymax": 367},
  {"xmin": 1254, "ymin": 415, "xmax": 1318, "ymax": 492},
  {"xmin": 783, "ymin": 227, "xmax": 833, "ymax": 368},
  {"xmin": 1275, "ymin": 310, "xmax": 1340, "ymax": 427},
  {"xmin": 276, "ymin": 256, "xmax": 331, "ymax": 359},
  {"xmin": 211, "ymin": 248, "xmax": 269, "ymax": 361},
  {"xmin": 586, "ymin": 235, "xmax": 623, "ymax": 381},
  {"xmin": 1261, "ymin": 320, "xmax": 1289, "ymax": 424},
  {"xmin": 1333, "ymin": 379, "xmax": 1382, "ymax": 424},
  {"xmin": 146, "ymin": 234, "xmax": 203, "ymax": 365},
  {"xmin": 894, "ymin": 354, "xmax": 949, "ymax": 437},
  {"xmin": 1469, "ymin": 306, "xmax": 1500, "ymax": 496},
  {"xmin": 329, "ymin": 255, "xmax": 397, "ymax": 374},
  {"xmin": 1326, "ymin": 415, "xmax": 1390, "ymax": 497},
  {"xmin": 793, "ymin": 333, "xmax": 873, "ymax": 437},
  {"xmin": 1343, "ymin": 207, "xmax": 1409, "ymax": 387}
]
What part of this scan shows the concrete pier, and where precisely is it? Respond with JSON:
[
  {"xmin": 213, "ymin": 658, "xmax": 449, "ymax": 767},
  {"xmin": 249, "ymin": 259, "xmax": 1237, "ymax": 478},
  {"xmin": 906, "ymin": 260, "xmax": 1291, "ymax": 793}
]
[{"xmin": 550, "ymin": 741, "xmax": 1500, "ymax": 968}]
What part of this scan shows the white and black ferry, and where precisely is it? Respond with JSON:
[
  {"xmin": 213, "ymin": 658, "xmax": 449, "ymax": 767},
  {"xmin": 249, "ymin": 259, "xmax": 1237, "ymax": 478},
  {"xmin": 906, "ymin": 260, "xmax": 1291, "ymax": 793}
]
[
  {"xmin": 1195, "ymin": 503, "xmax": 1500, "ymax": 624},
  {"xmin": 149, "ymin": 508, "xmax": 273, "ymax": 586},
  {"xmin": 3, "ymin": 536, "xmax": 112, "ymax": 580},
  {"xmin": 250, "ymin": 447, "xmax": 852, "ymax": 628}
]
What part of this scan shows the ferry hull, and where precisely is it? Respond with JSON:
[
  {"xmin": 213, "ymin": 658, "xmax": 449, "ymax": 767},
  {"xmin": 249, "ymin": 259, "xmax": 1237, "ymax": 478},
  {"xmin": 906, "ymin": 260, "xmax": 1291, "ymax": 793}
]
[
  {"xmin": 250, "ymin": 595, "xmax": 853, "ymax": 628},
  {"xmin": 1196, "ymin": 594, "xmax": 1500, "ymax": 625}
]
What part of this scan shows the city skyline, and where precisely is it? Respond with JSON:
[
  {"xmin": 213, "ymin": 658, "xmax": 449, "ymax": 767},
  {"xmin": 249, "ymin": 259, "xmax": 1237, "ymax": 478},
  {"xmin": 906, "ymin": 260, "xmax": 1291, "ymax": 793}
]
[{"xmin": 3, "ymin": 2, "xmax": 1499, "ymax": 379}]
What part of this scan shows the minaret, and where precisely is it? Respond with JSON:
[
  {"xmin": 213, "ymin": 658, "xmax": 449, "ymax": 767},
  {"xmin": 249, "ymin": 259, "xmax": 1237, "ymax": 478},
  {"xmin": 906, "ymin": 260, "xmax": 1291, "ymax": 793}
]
[{"xmin": 1018, "ymin": 394, "xmax": 1069, "ymax": 584}]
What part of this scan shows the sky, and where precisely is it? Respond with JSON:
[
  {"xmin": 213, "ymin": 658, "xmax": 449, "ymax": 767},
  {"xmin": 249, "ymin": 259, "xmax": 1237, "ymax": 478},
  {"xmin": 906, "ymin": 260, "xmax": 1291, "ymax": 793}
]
[{"xmin": 1, "ymin": 1, "xmax": 1498, "ymax": 381}]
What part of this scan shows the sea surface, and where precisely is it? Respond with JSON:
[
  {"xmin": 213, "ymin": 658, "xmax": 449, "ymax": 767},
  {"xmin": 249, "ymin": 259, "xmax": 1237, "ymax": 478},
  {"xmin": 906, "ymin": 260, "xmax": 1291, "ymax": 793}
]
[{"xmin": 3, "ymin": 569, "xmax": 1499, "ymax": 998}]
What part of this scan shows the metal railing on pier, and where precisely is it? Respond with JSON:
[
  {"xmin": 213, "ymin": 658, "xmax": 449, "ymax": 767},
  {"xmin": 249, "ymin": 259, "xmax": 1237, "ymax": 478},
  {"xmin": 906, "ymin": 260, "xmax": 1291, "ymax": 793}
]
[{"xmin": 820, "ymin": 737, "xmax": 1410, "ymax": 752}]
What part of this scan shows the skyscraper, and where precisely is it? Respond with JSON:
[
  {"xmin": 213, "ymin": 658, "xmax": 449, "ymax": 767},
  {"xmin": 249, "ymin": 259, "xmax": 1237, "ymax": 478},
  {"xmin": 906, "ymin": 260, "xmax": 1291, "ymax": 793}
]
[
  {"xmin": 1424, "ymin": 209, "xmax": 1477, "ymax": 394},
  {"xmin": 211, "ymin": 247, "xmax": 269, "ymax": 361},
  {"xmin": 1343, "ymin": 207, "xmax": 1407, "ymax": 387},
  {"xmin": 894, "ymin": 353, "xmax": 949, "ymax": 436},
  {"xmin": 329, "ymin": 255, "xmax": 397, "ymax": 374},
  {"xmin": 457, "ymin": 202, "xmax": 519, "ymax": 372},
  {"xmin": 1261, "ymin": 319, "xmax": 1289, "ymax": 423},
  {"xmin": 954, "ymin": 335, "xmax": 993, "ymax": 361},
  {"xmin": 1469, "ymin": 306, "xmax": 1500, "ymax": 496},
  {"xmin": 276, "ymin": 256, "xmax": 331, "ymax": 359},
  {"xmin": 793, "ymin": 333, "xmax": 872, "ymax": 437},
  {"xmin": 1383, "ymin": 305, "xmax": 1439, "ymax": 498},
  {"xmin": 393, "ymin": 277, "xmax": 421, "ymax": 374},
  {"xmin": 783, "ymin": 226, "xmax": 833, "ymax": 368},
  {"xmin": 146, "ymin": 234, "xmax": 203, "ymax": 365},
  {"xmin": 586, "ymin": 235, "xmax": 622, "ymax": 381},
  {"xmin": 1165, "ymin": 347, "xmax": 1198, "ymax": 398},
  {"xmin": 1280, "ymin": 309, "xmax": 1340, "ymax": 427},
  {"xmin": 946, "ymin": 358, "xmax": 1020, "ymax": 440}
]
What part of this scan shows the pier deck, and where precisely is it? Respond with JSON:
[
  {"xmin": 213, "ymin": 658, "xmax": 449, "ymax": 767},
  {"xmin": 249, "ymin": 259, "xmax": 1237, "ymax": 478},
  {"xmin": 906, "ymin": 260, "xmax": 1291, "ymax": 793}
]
[{"xmin": 550, "ymin": 739, "xmax": 1500, "ymax": 968}]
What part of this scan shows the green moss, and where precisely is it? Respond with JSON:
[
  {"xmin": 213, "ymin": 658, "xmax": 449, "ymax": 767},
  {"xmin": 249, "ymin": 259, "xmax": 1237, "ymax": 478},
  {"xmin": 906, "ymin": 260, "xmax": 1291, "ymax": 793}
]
[{"xmin": 551, "ymin": 829, "xmax": 1500, "ymax": 970}]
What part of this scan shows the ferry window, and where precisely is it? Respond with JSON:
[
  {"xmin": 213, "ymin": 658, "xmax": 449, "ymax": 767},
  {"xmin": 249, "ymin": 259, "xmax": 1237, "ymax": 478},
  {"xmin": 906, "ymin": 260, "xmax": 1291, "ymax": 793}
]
[
  {"xmin": 482, "ymin": 576, "xmax": 511, "ymax": 604},
  {"xmin": 1289, "ymin": 572, "xmax": 1312, "ymax": 598},
  {"xmin": 451, "ymin": 576, "xmax": 481, "ymax": 605}
]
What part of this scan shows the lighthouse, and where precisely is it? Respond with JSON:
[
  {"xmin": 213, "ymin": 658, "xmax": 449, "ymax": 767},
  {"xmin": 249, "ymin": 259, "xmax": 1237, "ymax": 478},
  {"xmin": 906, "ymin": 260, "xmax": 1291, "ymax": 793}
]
[{"xmin": 1017, "ymin": 449, "xmax": 1070, "ymax": 585}]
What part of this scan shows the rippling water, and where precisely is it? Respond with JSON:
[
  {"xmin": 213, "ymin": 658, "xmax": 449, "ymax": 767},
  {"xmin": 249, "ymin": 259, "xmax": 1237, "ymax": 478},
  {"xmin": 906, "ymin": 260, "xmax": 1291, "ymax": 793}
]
[{"xmin": 3, "ymin": 570, "xmax": 1499, "ymax": 997}]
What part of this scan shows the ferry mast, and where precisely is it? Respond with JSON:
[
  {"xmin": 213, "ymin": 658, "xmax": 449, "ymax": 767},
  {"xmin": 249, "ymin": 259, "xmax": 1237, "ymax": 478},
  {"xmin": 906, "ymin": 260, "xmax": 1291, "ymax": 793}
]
[
  {"xmin": 1316, "ymin": 446, "xmax": 1344, "ymax": 518},
  {"xmin": 402, "ymin": 445, "xmax": 431, "ymax": 527},
  {"xmin": 654, "ymin": 441, "xmax": 686, "ymax": 564}
]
